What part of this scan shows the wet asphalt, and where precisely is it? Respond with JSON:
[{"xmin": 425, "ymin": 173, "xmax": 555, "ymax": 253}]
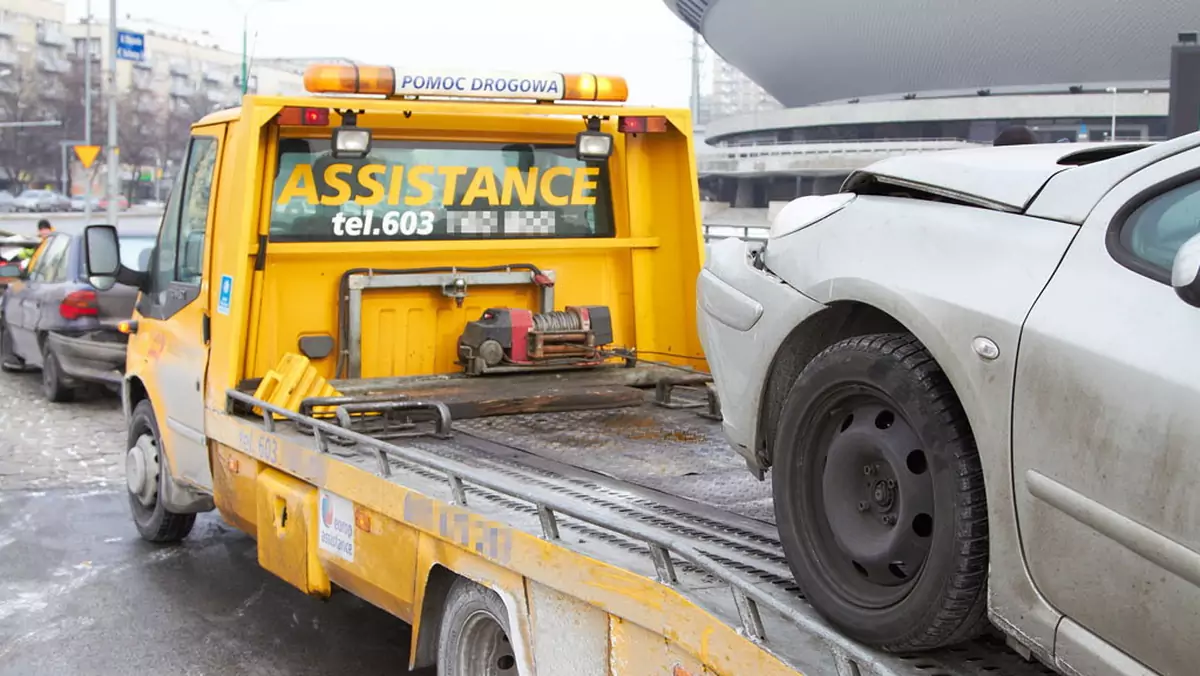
[{"xmin": 0, "ymin": 488, "xmax": 434, "ymax": 676}]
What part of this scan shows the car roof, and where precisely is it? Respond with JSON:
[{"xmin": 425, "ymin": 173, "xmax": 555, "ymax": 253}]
[{"xmin": 843, "ymin": 141, "xmax": 1152, "ymax": 212}]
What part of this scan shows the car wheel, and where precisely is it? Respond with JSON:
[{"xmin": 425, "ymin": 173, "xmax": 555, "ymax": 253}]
[
  {"xmin": 41, "ymin": 342, "xmax": 75, "ymax": 403},
  {"xmin": 437, "ymin": 577, "xmax": 517, "ymax": 676},
  {"xmin": 0, "ymin": 321, "xmax": 24, "ymax": 372},
  {"xmin": 126, "ymin": 399, "xmax": 196, "ymax": 543},
  {"xmin": 772, "ymin": 333, "xmax": 989, "ymax": 652}
]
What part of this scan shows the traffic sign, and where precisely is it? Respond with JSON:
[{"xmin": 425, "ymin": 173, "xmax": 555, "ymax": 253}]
[
  {"xmin": 74, "ymin": 145, "xmax": 101, "ymax": 169},
  {"xmin": 116, "ymin": 30, "xmax": 145, "ymax": 62}
]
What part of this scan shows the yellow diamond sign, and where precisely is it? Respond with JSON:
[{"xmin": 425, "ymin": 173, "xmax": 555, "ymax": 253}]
[{"xmin": 74, "ymin": 145, "xmax": 101, "ymax": 169}]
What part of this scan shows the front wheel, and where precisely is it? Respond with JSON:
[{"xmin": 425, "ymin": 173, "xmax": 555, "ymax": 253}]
[
  {"xmin": 0, "ymin": 321, "xmax": 23, "ymax": 372},
  {"xmin": 772, "ymin": 333, "xmax": 989, "ymax": 652},
  {"xmin": 126, "ymin": 399, "xmax": 196, "ymax": 543},
  {"xmin": 437, "ymin": 577, "xmax": 518, "ymax": 676}
]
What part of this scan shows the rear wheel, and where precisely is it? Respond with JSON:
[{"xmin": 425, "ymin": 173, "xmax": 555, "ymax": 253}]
[
  {"xmin": 0, "ymin": 321, "xmax": 23, "ymax": 372},
  {"xmin": 127, "ymin": 399, "xmax": 195, "ymax": 543},
  {"xmin": 41, "ymin": 342, "xmax": 75, "ymax": 403},
  {"xmin": 772, "ymin": 333, "xmax": 989, "ymax": 652},
  {"xmin": 437, "ymin": 577, "xmax": 517, "ymax": 676}
]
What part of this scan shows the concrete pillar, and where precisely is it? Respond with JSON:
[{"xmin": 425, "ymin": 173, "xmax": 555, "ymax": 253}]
[{"xmin": 734, "ymin": 178, "xmax": 756, "ymax": 207}]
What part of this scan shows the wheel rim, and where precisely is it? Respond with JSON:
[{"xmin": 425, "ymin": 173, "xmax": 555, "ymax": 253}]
[
  {"xmin": 42, "ymin": 353, "xmax": 57, "ymax": 395},
  {"xmin": 454, "ymin": 609, "xmax": 517, "ymax": 676},
  {"xmin": 801, "ymin": 385, "xmax": 936, "ymax": 609},
  {"xmin": 127, "ymin": 422, "xmax": 162, "ymax": 523}
]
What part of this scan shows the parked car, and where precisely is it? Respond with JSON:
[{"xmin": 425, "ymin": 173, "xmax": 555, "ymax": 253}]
[
  {"xmin": 0, "ymin": 237, "xmax": 41, "ymax": 291},
  {"xmin": 0, "ymin": 227, "xmax": 155, "ymax": 401},
  {"xmin": 0, "ymin": 190, "xmax": 15, "ymax": 213},
  {"xmin": 70, "ymin": 195, "xmax": 101, "ymax": 212},
  {"xmin": 13, "ymin": 189, "xmax": 70, "ymax": 212},
  {"xmin": 697, "ymin": 135, "xmax": 1200, "ymax": 675},
  {"xmin": 98, "ymin": 195, "xmax": 129, "ymax": 211}
]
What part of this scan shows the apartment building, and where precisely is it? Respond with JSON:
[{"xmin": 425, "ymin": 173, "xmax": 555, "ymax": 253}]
[
  {"xmin": 705, "ymin": 52, "xmax": 781, "ymax": 120},
  {"xmin": 0, "ymin": 0, "xmax": 308, "ymax": 192}
]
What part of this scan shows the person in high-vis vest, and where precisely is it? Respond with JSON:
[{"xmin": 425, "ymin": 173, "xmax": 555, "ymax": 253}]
[{"xmin": 16, "ymin": 220, "xmax": 52, "ymax": 269}]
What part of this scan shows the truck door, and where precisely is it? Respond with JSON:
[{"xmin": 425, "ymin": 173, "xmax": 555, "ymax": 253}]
[
  {"xmin": 1012, "ymin": 147, "xmax": 1200, "ymax": 676},
  {"xmin": 136, "ymin": 127, "xmax": 224, "ymax": 491}
]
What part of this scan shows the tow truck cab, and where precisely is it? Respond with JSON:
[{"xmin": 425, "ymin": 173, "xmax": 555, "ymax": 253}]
[{"xmin": 80, "ymin": 64, "xmax": 714, "ymax": 670}]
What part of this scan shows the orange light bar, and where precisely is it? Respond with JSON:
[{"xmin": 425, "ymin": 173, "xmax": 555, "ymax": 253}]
[
  {"xmin": 303, "ymin": 64, "xmax": 396, "ymax": 96},
  {"xmin": 563, "ymin": 73, "xmax": 629, "ymax": 102},
  {"xmin": 301, "ymin": 62, "xmax": 629, "ymax": 103}
]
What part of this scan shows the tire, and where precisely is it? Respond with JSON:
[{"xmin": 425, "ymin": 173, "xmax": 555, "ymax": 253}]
[
  {"xmin": 772, "ymin": 333, "xmax": 989, "ymax": 652},
  {"xmin": 0, "ymin": 321, "xmax": 23, "ymax": 372},
  {"xmin": 127, "ymin": 399, "xmax": 196, "ymax": 543},
  {"xmin": 437, "ymin": 577, "xmax": 518, "ymax": 676},
  {"xmin": 41, "ymin": 342, "xmax": 75, "ymax": 403}
]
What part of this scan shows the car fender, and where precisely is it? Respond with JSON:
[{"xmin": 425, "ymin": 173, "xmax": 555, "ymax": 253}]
[{"xmin": 763, "ymin": 194, "xmax": 1079, "ymax": 655}]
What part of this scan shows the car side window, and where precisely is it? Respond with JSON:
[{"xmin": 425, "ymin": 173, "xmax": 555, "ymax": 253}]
[
  {"xmin": 176, "ymin": 137, "xmax": 218, "ymax": 285},
  {"xmin": 146, "ymin": 135, "xmax": 218, "ymax": 295},
  {"xmin": 29, "ymin": 235, "xmax": 68, "ymax": 283},
  {"xmin": 1119, "ymin": 178, "xmax": 1200, "ymax": 275}
]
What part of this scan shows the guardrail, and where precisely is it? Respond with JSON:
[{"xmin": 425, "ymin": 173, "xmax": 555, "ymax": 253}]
[{"xmin": 711, "ymin": 136, "xmax": 976, "ymax": 149}]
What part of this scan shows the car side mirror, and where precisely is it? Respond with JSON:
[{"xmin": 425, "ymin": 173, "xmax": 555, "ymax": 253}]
[
  {"xmin": 1170, "ymin": 233, "xmax": 1200, "ymax": 308},
  {"xmin": 83, "ymin": 224, "xmax": 121, "ymax": 291}
]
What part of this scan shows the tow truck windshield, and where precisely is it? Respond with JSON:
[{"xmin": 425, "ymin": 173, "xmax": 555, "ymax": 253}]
[{"xmin": 269, "ymin": 138, "xmax": 614, "ymax": 241}]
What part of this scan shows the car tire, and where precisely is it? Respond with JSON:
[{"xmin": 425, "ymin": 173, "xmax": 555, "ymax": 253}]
[
  {"xmin": 772, "ymin": 332, "xmax": 989, "ymax": 652},
  {"xmin": 41, "ymin": 342, "xmax": 75, "ymax": 403},
  {"xmin": 0, "ymin": 321, "xmax": 24, "ymax": 372},
  {"xmin": 127, "ymin": 399, "xmax": 196, "ymax": 543},
  {"xmin": 437, "ymin": 577, "xmax": 517, "ymax": 676}
]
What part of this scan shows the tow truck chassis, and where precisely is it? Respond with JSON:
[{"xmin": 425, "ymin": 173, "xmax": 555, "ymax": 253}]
[{"xmin": 222, "ymin": 370, "xmax": 1053, "ymax": 676}]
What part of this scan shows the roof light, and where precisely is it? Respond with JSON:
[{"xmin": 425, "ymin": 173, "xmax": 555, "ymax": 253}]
[
  {"xmin": 302, "ymin": 63, "xmax": 629, "ymax": 103},
  {"xmin": 618, "ymin": 116, "xmax": 668, "ymax": 133},
  {"xmin": 303, "ymin": 64, "xmax": 396, "ymax": 96},
  {"xmin": 333, "ymin": 127, "xmax": 372, "ymax": 159},
  {"xmin": 575, "ymin": 131, "xmax": 613, "ymax": 162}
]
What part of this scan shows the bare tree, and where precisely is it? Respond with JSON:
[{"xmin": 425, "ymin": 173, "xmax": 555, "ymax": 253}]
[{"xmin": 0, "ymin": 63, "xmax": 60, "ymax": 191}]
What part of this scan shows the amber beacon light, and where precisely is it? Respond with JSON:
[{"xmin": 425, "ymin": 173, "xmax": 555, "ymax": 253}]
[{"xmin": 302, "ymin": 63, "xmax": 629, "ymax": 103}]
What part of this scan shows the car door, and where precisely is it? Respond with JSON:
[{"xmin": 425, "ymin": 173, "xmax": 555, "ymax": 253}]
[
  {"xmin": 134, "ymin": 128, "xmax": 224, "ymax": 491},
  {"xmin": 1012, "ymin": 148, "xmax": 1200, "ymax": 676},
  {"xmin": 11, "ymin": 234, "xmax": 69, "ymax": 361}
]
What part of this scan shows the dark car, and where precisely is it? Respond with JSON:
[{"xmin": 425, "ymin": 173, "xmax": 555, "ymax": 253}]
[{"xmin": 0, "ymin": 229, "xmax": 155, "ymax": 401}]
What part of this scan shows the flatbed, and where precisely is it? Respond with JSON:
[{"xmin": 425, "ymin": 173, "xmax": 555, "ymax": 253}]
[{"xmin": 214, "ymin": 364, "xmax": 1053, "ymax": 676}]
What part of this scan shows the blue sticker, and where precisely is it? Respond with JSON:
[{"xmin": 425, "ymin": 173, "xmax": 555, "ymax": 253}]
[{"xmin": 217, "ymin": 275, "xmax": 233, "ymax": 316}]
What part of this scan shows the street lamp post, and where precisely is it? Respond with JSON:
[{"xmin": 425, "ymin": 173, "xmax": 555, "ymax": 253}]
[
  {"xmin": 1105, "ymin": 86, "xmax": 1118, "ymax": 141},
  {"xmin": 105, "ymin": 0, "xmax": 118, "ymax": 225},
  {"xmin": 83, "ymin": 0, "xmax": 93, "ymax": 226}
]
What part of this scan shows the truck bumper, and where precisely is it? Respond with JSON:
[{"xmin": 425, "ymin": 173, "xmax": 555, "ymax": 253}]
[
  {"xmin": 47, "ymin": 331, "xmax": 127, "ymax": 386},
  {"xmin": 697, "ymin": 238, "xmax": 826, "ymax": 474}
]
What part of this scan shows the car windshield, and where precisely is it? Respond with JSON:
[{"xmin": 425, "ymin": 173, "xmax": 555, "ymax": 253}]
[{"xmin": 119, "ymin": 235, "xmax": 155, "ymax": 272}]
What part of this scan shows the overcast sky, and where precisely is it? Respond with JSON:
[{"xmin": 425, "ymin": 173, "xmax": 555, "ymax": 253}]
[{"xmin": 63, "ymin": 0, "xmax": 698, "ymax": 107}]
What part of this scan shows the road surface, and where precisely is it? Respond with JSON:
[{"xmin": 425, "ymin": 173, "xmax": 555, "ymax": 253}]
[{"xmin": 0, "ymin": 369, "xmax": 434, "ymax": 675}]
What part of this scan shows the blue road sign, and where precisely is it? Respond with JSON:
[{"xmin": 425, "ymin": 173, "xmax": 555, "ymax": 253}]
[{"xmin": 116, "ymin": 30, "xmax": 145, "ymax": 62}]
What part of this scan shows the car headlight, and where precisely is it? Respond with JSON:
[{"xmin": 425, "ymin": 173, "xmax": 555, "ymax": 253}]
[{"xmin": 768, "ymin": 193, "xmax": 857, "ymax": 240}]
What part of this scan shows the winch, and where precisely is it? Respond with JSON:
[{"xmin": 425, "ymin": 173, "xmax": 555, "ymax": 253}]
[{"xmin": 457, "ymin": 306, "xmax": 614, "ymax": 375}]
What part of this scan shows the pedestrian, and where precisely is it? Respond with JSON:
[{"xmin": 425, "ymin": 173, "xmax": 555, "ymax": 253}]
[
  {"xmin": 993, "ymin": 125, "xmax": 1038, "ymax": 146},
  {"xmin": 16, "ymin": 219, "xmax": 52, "ymax": 268}
]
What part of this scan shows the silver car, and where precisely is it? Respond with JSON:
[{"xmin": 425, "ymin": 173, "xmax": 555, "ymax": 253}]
[{"xmin": 697, "ymin": 132, "xmax": 1200, "ymax": 676}]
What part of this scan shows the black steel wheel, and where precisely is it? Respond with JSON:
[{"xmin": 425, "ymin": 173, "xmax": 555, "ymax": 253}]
[
  {"xmin": 40, "ymin": 342, "xmax": 75, "ymax": 403},
  {"xmin": 437, "ymin": 577, "xmax": 518, "ymax": 676},
  {"xmin": 126, "ymin": 400, "xmax": 196, "ymax": 543},
  {"xmin": 0, "ymin": 320, "xmax": 23, "ymax": 372},
  {"xmin": 773, "ymin": 333, "xmax": 989, "ymax": 652}
]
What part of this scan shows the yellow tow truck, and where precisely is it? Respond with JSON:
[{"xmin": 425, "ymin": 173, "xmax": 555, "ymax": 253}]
[{"xmin": 80, "ymin": 63, "xmax": 1044, "ymax": 676}]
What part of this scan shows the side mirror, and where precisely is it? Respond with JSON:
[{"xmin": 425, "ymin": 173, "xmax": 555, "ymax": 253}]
[
  {"xmin": 83, "ymin": 224, "xmax": 121, "ymax": 291},
  {"xmin": 1171, "ymin": 233, "xmax": 1200, "ymax": 308}
]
